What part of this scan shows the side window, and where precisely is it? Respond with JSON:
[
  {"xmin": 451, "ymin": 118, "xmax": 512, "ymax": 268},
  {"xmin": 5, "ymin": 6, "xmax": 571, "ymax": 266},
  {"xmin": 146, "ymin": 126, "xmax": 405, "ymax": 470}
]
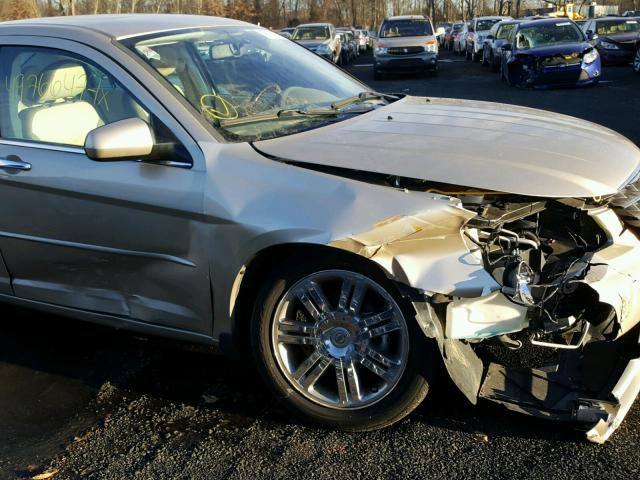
[
  {"xmin": 502, "ymin": 25, "xmax": 513, "ymax": 39},
  {"xmin": 0, "ymin": 46, "xmax": 150, "ymax": 148}
]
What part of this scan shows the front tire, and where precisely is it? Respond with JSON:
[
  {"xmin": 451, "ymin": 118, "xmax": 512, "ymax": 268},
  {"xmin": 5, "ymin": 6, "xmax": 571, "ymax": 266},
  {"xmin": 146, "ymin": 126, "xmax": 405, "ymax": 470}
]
[
  {"xmin": 481, "ymin": 47, "xmax": 489, "ymax": 66},
  {"xmin": 250, "ymin": 255, "xmax": 435, "ymax": 431},
  {"xmin": 490, "ymin": 52, "xmax": 499, "ymax": 72}
]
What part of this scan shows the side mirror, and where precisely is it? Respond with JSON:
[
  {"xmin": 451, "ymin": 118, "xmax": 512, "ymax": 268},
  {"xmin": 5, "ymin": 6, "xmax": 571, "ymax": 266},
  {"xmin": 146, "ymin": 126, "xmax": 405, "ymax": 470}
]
[
  {"xmin": 487, "ymin": 34, "xmax": 494, "ymax": 40},
  {"xmin": 501, "ymin": 43, "xmax": 512, "ymax": 51},
  {"xmin": 586, "ymin": 30, "xmax": 594, "ymax": 40},
  {"xmin": 84, "ymin": 117, "xmax": 191, "ymax": 166},
  {"xmin": 85, "ymin": 118, "xmax": 154, "ymax": 161}
]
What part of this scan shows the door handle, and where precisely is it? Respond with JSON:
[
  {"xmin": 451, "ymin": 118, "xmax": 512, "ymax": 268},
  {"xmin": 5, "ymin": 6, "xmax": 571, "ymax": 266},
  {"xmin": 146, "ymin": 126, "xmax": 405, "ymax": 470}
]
[{"xmin": 0, "ymin": 157, "xmax": 31, "ymax": 171}]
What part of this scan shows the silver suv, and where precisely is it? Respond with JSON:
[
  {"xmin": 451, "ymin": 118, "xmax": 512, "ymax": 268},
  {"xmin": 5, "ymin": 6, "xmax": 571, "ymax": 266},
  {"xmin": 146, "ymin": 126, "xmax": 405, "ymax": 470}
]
[
  {"xmin": 373, "ymin": 15, "xmax": 438, "ymax": 79},
  {"xmin": 292, "ymin": 23, "xmax": 341, "ymax": 63}
]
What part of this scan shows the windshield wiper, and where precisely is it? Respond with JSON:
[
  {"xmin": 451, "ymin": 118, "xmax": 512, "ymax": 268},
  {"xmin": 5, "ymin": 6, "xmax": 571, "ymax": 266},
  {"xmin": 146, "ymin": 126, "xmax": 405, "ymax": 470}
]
[
  {"xmin": 277, "ymin": 108, "xmax": 339, "ymax": 118},
  {"xmin": 219, "ymin": 94, "xmax": 391, "ymax": 128},
  {"xmin": 331, "ymin": 91, "xmax": 397, "ymax": 110},
  {"xmin": 219, "ymin": 108, "xmax": 339, "ymax": 127}
]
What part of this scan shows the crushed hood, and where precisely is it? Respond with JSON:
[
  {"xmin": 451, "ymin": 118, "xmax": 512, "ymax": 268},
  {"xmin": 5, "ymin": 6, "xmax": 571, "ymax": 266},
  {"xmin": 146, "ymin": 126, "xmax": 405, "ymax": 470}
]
[
  {"xmin": 254, "ymin": 96, "xmax": 640, "ymax": 198},
  {"xmin": 522, "ymin": 42, "xmax": 590, "ymax": 57}
]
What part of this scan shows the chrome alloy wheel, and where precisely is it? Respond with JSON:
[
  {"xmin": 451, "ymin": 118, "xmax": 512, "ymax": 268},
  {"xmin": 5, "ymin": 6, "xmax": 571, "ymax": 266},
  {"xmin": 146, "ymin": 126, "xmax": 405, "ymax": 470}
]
[
  {"xmin": 271, "ymin": 270, "xmax": 409, "ymax": 410},
  {"xmin": 634, "ymin": 47, "xmax": 640, "ymax": 73}
]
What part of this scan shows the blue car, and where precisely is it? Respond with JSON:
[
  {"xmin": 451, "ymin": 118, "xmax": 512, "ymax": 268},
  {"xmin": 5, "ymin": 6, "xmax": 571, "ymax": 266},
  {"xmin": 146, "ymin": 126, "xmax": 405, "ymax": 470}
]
[
  {"xmin": 481, "ymin": 19, "xmax": 521, "ymax": 72},
  {"xmin": 499, "ymin": 18, "xmax": 601, "ymax": 88}
]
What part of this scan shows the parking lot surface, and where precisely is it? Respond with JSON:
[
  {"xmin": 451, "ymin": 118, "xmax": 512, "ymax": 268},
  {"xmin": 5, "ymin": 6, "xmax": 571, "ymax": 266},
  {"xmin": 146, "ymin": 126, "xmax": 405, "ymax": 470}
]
[{"xmin": 1, "ymin": 50, "xmax": 639, "ymax": 480}]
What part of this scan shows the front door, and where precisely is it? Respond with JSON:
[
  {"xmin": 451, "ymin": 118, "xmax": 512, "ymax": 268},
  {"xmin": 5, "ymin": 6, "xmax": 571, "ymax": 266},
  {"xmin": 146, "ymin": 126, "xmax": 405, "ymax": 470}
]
[{"xmin": 0, "ymin": 42, "xmax": 212, "ymax": 335}]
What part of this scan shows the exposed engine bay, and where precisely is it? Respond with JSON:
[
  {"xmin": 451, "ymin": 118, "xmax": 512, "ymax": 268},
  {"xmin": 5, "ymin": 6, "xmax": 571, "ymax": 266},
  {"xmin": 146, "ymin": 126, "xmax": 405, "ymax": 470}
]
[
  {"xmin": 402, "ymin": 182, "xmax": 640, "ymax": 445},
  {"xmin": 463, "ymin": 195, "xmax": 610, "ymax": 347}
]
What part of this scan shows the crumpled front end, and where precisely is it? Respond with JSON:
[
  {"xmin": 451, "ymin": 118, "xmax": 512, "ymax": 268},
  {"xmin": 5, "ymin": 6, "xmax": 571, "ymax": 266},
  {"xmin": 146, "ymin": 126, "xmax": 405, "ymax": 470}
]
[
  {"xmin": 332, "ymin": 185, "xmax": 640, "ymax": 443},
  {"xmin": 508, "ymin": 51, "xmax": 601, "ymax": 88}
]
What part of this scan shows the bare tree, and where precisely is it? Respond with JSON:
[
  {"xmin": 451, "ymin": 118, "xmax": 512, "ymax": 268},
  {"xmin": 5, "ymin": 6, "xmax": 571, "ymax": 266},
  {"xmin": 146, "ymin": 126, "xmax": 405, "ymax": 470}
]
[
  {"xmin": 12, "ymin": 0, "xmax": 555, "ymax": 30},
  {"xmin": 1, "ymin": 0, "xmax": 40, "ymax": 19}
]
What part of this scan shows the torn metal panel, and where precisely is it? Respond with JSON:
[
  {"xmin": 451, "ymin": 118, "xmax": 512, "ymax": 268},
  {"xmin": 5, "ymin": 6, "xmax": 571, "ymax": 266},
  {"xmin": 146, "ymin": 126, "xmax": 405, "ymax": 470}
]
[
  {"xmin": 480, "ymin": 327, "xmax": 640, "ymax": 443},
  {"xmin": 586, "ymin": 358, "xmax": 640, "ymax": 444},
  {"xmin": 413, "ymin": 302, "xmax": 483, "ymax": 404},
  {"xmin": 481, "ymin": 356, "xmax": 640, "ymax": 444},
  {"xmin": 331, "ymin": 207, "xmax": 501, "ymax": 298},
  {"xmin": 583, "ymin": 208, "xmax": 640, "ymax": 335}
]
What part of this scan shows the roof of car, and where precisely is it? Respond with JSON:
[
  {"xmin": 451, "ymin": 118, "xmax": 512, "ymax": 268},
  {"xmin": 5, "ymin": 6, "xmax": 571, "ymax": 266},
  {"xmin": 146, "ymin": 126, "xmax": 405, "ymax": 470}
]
[
  {"xmin": 596, "ymin": 16, "xmax": 639, "ymax": 21},
  {"xmin": 295, "ymin": 23, "xmax": 333, "ymax": 27},
  {"xmin": 518, "ymin": 17, "xmax": 579, "ymax": 28},
  {"xmin": 385, "ymin": 15, "xmax": 429, "ymax": 21},
  {"xmin": 0, "ymin": 14, "xmax": 250, "ymax": 39},
  {"xmin": 473, "ymin": 16, "xmax": 512, "ymax": 20}
]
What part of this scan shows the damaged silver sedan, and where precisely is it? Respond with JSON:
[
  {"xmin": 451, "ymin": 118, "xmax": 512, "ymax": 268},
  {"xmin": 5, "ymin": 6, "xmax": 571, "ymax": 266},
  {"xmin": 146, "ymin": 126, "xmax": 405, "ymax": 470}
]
[{"xmin": 0, "ymin": 15, "xmax": 639, "ymax": 443}]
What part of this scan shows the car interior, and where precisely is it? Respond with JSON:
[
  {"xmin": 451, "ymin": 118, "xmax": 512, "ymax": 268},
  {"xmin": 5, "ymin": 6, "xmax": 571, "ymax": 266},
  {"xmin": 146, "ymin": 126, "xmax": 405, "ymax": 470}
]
[
  {"xmin": 0, "ymin": 48, "xmax": 149, "ymax": 147},
  {"xmin": 129, "ymin": 29, "xmax": 347, "ymax": 135}
]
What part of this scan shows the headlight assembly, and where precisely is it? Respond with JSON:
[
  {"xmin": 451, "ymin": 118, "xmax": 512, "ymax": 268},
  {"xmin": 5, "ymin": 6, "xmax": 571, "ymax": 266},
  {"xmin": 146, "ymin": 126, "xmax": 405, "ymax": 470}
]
[
  {"xmin": 424, "ymin": 42, "xmax": 437, "ymax": 53},
  {"xmin": 583, "ymin": 49, "xmax": 599, "ymax": 64},
  {"xmin": 374, "ymin": 47, "xmax": 388, "ymax": 55},
  {"xmin": 317, "ymin": 44, "xmax": 331, "ymax": 53},
  {"xmin": 600, "ymin": 41, "xmax": 620, "ymax": 50}
]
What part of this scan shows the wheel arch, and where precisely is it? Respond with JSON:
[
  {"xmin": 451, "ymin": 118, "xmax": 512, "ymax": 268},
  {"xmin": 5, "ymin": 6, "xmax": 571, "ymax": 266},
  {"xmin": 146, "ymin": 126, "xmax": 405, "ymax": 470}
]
[{"xmin": 225, "ymin": 242, "xmax": 395, "ymax": 356}]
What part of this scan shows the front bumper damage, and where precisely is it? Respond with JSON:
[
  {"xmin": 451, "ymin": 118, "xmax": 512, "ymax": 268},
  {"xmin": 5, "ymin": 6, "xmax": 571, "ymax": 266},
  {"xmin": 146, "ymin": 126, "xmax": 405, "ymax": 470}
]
[
  {"xmin": 508, "ymin": 53, "xmax": 600, "ymax": 88},
  {"xmin": 333, "ymin": 202, "xmax": 640, "ymax": 443}
]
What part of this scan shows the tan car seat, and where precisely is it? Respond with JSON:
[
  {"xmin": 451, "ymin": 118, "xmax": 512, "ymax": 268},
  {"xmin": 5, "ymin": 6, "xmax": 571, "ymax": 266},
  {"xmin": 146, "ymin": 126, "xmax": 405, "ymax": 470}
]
[{"xmin": 19, "ymin": 64, "xmax": 103, "ymax": 146}]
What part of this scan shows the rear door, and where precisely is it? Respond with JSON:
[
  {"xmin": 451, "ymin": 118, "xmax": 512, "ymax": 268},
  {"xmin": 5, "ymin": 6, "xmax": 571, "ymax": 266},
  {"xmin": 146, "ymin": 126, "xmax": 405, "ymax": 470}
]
[{"xmin": 0, "ymin": 37, "xmax": 212, "ymax": 335}]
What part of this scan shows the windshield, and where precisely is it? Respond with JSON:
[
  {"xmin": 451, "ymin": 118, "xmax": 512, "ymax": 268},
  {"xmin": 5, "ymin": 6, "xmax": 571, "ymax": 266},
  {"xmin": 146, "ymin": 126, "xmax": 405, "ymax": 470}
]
[
  {"xmin": 476, "ymin": 19, "xmax": 501, "ymax": 31},
  {"xmin": 292, "ymin": 26, "xmax": 330, "ymax": 41},
  {"xmin": 380, "ymin": 19, "xmax": 433, "ymax": 38},
  {"xmin": 452, "ymin": 23, "xmax": 463, "ymax": 32},
  {"xmin": 516, "ymin": 22, "xmax": 584, "ymax": 49},
  {"xmin": 596, "ymin": 19, "xmax": 640, "ymax": 35},
  {"xmin": 124, "ymin": 27, "xmax": 370, "ymax": 142}
]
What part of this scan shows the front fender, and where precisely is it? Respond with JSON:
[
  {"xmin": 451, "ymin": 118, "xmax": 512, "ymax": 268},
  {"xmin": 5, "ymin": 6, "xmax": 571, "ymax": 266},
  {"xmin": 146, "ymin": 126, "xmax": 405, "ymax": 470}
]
[{"xmin": 206, "ymin": 142, "xmax": 499, "ymax": 340}]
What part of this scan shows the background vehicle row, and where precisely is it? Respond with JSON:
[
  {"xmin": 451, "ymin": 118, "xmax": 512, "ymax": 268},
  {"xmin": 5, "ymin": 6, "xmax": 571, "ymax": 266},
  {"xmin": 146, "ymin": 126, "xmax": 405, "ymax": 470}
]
[
  {"xmin": 450, "ymin": 16, "xmax": 639, "ymax": 84},
  {"xmin": 286, "ymin": 23, "xmax": 372, "ymax": 65}
]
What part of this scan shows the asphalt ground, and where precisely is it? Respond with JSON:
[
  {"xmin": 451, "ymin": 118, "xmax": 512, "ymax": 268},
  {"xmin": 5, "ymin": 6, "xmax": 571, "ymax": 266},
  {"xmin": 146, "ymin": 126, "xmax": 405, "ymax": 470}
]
[{"xmin": 1, "ymin": 49, "xmax": 639, "ymax": 480}]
